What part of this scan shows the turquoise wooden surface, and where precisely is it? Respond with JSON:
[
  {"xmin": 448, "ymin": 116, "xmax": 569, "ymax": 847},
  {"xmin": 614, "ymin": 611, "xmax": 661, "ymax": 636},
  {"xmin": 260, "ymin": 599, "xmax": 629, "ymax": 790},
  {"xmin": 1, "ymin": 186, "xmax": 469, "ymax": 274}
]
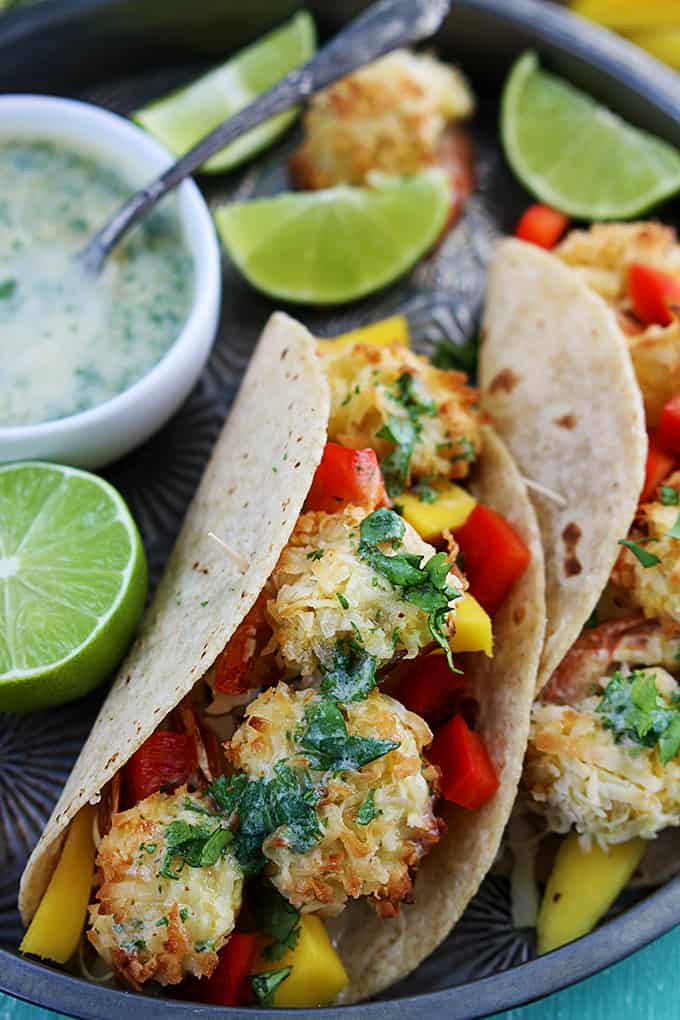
[{"xmin": 3, "ymin": 924, "xmax": 680, "ymax": 1020}]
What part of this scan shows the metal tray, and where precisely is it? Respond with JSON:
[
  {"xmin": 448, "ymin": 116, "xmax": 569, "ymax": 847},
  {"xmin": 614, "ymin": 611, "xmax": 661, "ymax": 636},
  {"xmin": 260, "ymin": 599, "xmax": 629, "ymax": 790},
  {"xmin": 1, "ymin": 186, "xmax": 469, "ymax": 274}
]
[{"xmin": 1, "ymin": 1, "xmax": 679, "ymax": 1017}]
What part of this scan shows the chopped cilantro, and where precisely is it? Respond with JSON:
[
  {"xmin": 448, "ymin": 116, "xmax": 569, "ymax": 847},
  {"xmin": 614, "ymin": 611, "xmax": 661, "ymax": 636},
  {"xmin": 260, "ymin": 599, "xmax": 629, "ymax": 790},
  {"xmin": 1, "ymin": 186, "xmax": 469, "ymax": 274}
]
[
  {"xmin": 255, "ymin": 884, "xmax": 301, "ymax": 962},
  {"xmin": 431, "ymin": 335, "xmax": 479, "ymax": 375},
  {"xmin": 358, "ymin": 509, "xmax": 461, "ymax": 669},
  {"xmin": 307, "ymin": 549, "xmax": 325, "ymax": 561},
  {"xmin": 200, "ymin": 600, "xmax": 209, "ymax": 607},
  {"xmin": 336, "ymin": 592, "xmax": 349, "ymax": 610},
  {"xmin": 319, "ymin": 639, "xmax": 377, "ymax": 703},
  {"xmin": 356, "ymin": 789, "xmax": 381, "ymax": 825},
  {"xmin": 195, "ymin": 939, "xmax": 215, "ymax": 953},
  {"xmin": 618, "ymin": 539, "xmax": 661, "ymax": 568},
  {"xmin": 667, "ymin": 513, "xmax": 680, "ymax": 539},
  {"xmin": 0, "ymin": 278, "xmax": 16, "ymax": 300},
  {"xmin": 597, "ymin": 670, "xmax": 680, "ymax": 764},
  {"xmin": 377, "ymin": 373, "xmax": 437, "ymax": 496},
  {"xmin": 139, "ymin": 842, "xmax": 157, "ymax": 855},
  {"xmin": 159, "ymin": 820, "xmax": 232, "ymax": 880},
  {"xmin": 179, "ymin": 908, "xmax": 189, "ymax": 922},
  {"xmin": 300, "ymin": 698, "xmax": 399, "ymax": 772},
  {"xmin": 451, "ymin": 437, "xmax": 477, "ymax": 463},
  {"xmin": 415, "ymin": 482, "xmax": 437, "ymax": 504},
  {"xmin": 350, "ymin": 621, "xmax": 364, "ymax": 644},
  {"xmin": 661, "ymin": 486, "xmax": 679, "ymax": 506},
  {"xmin": 156, "ymin": 916, "xmax": 169, "ymax": 927},
  {"xmin": 120, "ymin": 938, "xmax": 146, "ymax": 953},
  {"xmin": 250, "ymin": 967, "xmax": 292, "ymax": 1007}
]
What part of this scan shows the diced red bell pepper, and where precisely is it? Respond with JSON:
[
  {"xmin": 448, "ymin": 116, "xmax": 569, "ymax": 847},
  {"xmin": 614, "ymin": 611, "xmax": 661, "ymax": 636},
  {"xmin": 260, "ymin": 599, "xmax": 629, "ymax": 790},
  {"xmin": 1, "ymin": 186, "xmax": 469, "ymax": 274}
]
[
  {"xmin": 628, "ymin": 263, "xmax": 680, "ymax": 327},
  {"xmin": 179, "ymin": 933, "xmax": 259, "ymax": 1006},
  {"xmin": 397, "ymin": 654, "xmax": 474, "ymax": 728},
  {"xmin": 124, "ymin": 731, "xmax": 198, "ymax": 806},
  {"xmin": 454, "ymin": 504, "xmax": 530, "ymax": 616},
  {"xmin": 514, "ymin": 204, "xmax": 571, "ymax": 250},
  {"xmin": 427, "ymin": 714, "xmax": 499, "ymax": 810},
  {"xmin": 306, "ymin": 442, "xmax": 388, "ymax": 514},
  {"xmin": 657, "ymin": 392, "xmax": 680, "ymax": 458},
  {"xmin": 213, "ymin": 592, "xmax": 269, "ymax": 695},
  {"xmin": 641, "ymin": 431, "xmax": 677, "ymax": 502}
]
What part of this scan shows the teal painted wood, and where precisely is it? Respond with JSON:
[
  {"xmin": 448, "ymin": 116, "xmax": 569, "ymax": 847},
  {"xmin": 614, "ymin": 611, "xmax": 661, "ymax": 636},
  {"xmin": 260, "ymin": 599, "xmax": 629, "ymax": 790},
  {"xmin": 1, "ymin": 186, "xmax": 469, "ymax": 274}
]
[{"xmin": 3, "ymin": 925, "xmax": 680, "ymax": 1020}]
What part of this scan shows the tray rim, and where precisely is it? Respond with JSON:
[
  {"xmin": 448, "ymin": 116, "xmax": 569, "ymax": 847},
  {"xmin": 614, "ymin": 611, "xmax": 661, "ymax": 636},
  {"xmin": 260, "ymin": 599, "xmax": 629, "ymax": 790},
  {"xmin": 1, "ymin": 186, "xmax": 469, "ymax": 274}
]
[{"xmin": 1, "ymin": 0, "xmax": 680, "ymax": 1016}]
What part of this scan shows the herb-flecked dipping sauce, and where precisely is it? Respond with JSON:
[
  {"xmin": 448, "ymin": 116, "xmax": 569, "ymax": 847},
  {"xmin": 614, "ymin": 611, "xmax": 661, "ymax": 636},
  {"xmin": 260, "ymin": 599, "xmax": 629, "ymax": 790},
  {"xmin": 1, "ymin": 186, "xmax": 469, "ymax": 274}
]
[{"xmin": 0, "ymin": 140, "xmax": 194, "ymax": 427}]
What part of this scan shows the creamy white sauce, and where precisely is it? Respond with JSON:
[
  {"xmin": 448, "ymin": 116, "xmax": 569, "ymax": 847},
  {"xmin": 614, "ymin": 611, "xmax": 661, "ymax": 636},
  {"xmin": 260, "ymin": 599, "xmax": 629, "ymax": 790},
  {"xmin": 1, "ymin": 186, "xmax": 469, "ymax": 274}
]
[{"xmin": 0, "ymin": 140, "xmax": 194, "ymax": 427}]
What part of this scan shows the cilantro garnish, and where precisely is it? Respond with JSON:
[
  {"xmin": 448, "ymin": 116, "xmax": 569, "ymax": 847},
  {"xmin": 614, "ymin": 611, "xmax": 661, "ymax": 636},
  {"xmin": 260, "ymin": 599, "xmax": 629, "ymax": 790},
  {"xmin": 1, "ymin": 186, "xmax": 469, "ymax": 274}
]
[
  {"xmin": 451, "ymin": 437, "xmax": 477, "ymax": 464},
  {"xmin": 597, "ymin": 670, "xmax": 680, "ymax": 764},
  {"xmin": 0, "ymin": 278, "xmax": 16, "ymax": 300},
  {"xmin": 250, "ymin": 967, "xmax": 292, "ymax": 1007},
  {"xmin": 159, "ymin": 820, "xmax": 232, "ymax": 880},
  {"xmin": 255, "ymin": 884, "xmax": 301, "ymax": 962},
  {"xmin": 336, "ymin": 592, "xmax": 349, "ymax": 609},
  {"xmin": 377, "ymin": 373, "xmax": 437, "ymax": 496},
  {"xmin": 120, "ymin": 938, "xmax": 146, "ymax": 953},
  {"xmin": 431, "ymin": 335, "xmax": 479, "ymax": 375},
  {"xmin": 300, "ymin": 698, "xmax": 399, "ymax": 772},
  {"xmin": 618, "ymin": 539, "xmax": 661, "ymax": 568},
  {"xmin": 356, "ymin": 789, "xmax": 381, "ymax": 825},
  {"xmin": 667, "ymin": 513, "xmax": 680, "ymax": 539},
  {"xmin": 179, "ymin": 907, "xmax": 189, "ymax": 922},
  {"xmin": 156, "ymin": 916, "xmax": 169, "ymax": 927},
  {"xmin": 307, "ymin": 549, "xmax": 325, "ymax": 561},
  {"xmin": 319, "ymin": 639, "xmax": 378, "ymax": 703},
  {"xmin": 414, "ymin": 482, "xmax": 437, "ymax": 504},
  {"xmin": 661, "ymin": 486, "xmax": 679, "ymax": 507},
  {"xmin": 358, "ymin": 509, "xmax": 460, "ymax": 669}
]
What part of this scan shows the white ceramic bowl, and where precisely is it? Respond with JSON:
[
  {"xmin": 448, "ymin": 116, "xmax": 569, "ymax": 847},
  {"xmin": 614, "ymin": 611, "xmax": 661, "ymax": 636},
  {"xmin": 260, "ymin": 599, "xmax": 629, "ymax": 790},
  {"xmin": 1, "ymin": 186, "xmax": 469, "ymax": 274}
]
[{"xmin": 0, "ymin": 94, "xmax": 221, "ymax": 469}]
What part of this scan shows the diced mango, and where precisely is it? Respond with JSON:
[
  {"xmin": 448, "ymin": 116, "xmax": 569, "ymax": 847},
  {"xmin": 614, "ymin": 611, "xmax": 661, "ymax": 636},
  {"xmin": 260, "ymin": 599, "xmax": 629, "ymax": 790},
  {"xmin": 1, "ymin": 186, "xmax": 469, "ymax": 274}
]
[
  {"xmin": 450, "ymin": 593, "xmax": 493, "ymax": 657},
  {"xmin": 570, "ymin": 0, "xmax": 680, "ymax": 30},
  {"xmin": 400, "ymin": 483, "xmax": 476, "ymax": 542},
  {"xmin": 20, "ymin": 805, "xmax": 96, "ymax": 964},
  {"xmin": 537, "ymin": 832, "xmax": 646, "ymax": 955},
  {"xmin": 258, "ymin": 914, "xmax": 348, "ymax": 1008},
  {"xmin": 318, "ymin": 314, "xmax": 410, "ymax": 352},
  {"xmin": 627, "ymin": 27, "xmax": 680, "ymax": 70}
]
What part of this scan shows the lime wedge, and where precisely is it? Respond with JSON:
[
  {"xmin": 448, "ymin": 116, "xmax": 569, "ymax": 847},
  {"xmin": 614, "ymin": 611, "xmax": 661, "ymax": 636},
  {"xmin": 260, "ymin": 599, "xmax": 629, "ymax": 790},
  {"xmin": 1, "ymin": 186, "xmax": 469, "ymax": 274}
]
[
  {"xmin": 214, "ymin": 170, "xmax": 451, "ymax": 304},
  {"xmin": 501, "ymin": 51, "xmax": 680, "ymax": 220},
  {"xmin": 0, "ymin": 462, "xmax": 147, "ymax": 712},
  {"xmin": 133, "ymin": 11, "xmax": 316, "ymax": 174}
]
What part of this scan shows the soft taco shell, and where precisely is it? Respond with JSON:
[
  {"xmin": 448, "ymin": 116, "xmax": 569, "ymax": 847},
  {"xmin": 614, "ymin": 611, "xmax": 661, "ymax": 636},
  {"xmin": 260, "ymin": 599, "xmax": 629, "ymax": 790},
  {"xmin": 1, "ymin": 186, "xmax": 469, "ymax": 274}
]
[
  {"xmin": 20, "ymin": 311, "xmax": 330, "ymax": 922},
  {"xmin": 480, "ymin": 238, "xmax": 646, "ymax": 691},
  {"xmin": 335, "ymin": 425, "xmax": 545, "ymax": 1002}
]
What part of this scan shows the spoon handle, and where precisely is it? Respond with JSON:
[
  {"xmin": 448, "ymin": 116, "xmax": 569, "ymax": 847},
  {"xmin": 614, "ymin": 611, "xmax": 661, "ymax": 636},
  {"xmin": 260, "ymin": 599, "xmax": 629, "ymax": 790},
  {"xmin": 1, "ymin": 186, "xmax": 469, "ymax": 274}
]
[{"xmin": 78, "ymin": 0, "xmax": 451, "ymax": 275}]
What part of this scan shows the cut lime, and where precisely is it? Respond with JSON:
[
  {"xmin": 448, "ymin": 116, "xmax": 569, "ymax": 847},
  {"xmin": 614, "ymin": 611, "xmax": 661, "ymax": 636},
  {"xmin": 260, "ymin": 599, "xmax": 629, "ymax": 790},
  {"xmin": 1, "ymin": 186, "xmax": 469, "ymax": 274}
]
[
  {"xmin": 133, "ymin": 11, "xmax": 316, "ymax": 174},
  {"xmin": 501, "ymin": 51, "xmax": 680, "ymax": 220},
  {"xmin": 0, "ymin": 462, "xmax": 147, "ymax": 712},
  {"xmin": 214, "ymin": 170, "xmax": 451, "ymax": 305}
]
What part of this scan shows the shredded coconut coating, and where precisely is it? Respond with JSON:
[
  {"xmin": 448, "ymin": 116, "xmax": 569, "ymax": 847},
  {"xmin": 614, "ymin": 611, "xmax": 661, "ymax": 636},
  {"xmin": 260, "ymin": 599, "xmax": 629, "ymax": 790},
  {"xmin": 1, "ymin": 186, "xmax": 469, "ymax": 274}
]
[
  {"xmin": 321, "ymin": 340, "xmax": 480, "ymax": 485},
  {"xmin": 229, "ymin": 683, "xmax": 441, "ymax": 917},
  {"xmin": 613, "ymin": 502, "xmax": 680, "ymax": 625},
  {"xmin": 290, "ymin": 49, "xmax": 474, "ymax": 189},
  {"xmin": 88, "ymin": 791, "xmax": 242, "ymax": 988}
]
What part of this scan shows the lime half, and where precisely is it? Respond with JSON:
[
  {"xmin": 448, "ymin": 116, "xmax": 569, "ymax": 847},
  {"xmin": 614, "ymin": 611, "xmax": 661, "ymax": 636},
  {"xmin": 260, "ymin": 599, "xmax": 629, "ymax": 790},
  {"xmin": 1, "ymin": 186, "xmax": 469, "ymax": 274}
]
[
  {"xmin": 501, "ymin": 51, "xmax": 680, "ymax": 220},
  {"xmin": 0, "ymin": 462, "xmax": 147, "ymax": 712},
  {"xmin": 215, "ymin": 170, "xmax": 451, "ymax": 305},
  {"xmin": 133, "ymin": 11, "xmax": 316, "ymax": 174}
]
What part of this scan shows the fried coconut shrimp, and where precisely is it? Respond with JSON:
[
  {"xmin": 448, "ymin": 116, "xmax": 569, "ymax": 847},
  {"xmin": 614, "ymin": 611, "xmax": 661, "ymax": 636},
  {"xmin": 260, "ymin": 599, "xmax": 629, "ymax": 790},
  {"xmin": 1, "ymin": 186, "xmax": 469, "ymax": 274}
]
[
  {"xmin": 320, "ymin": 340, "xmax": 480, "ymax": 487},
  {"xmin": 88, "ymin": 791, "xmax": 242, "ymax": 987},
  {"xmin": 265, "ymin": 505, "xmax": 463, "ymax": 677},
  {"xmin": 289, "ymin": 49, "xmax": 474, "ymax": 189},
  {"xmin": 556, "ymin": 222, "xmax": 680, "ymax": 424},
  {"xmin": 612, "ymin": 501, "xmax": 680, "ymax": 625},
  {"xmin": 526, "ymin": 667, "xmax": 680, "ymax": 848},
  {"xmin": 229, "ymin": 683, "xmax": 441, "ymax": 917}
]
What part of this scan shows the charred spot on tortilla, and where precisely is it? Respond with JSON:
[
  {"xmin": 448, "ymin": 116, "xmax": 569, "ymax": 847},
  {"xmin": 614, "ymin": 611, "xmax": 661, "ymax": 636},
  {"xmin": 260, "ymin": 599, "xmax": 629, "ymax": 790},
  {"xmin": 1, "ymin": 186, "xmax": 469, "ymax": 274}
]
[
  {"xmin": 513, "ymin": 606, "xmax": 526, "ymax": 625},
  {"xmin": 554, "ymin": 413, "xmax": 577, "ymax": 430},
  {"xmin": 488, "ymin": 368, "xmax": 520, "ymax": 394},
  {"xmin": 562, "ymin": 522, "xmax": 583, "ymax": 577}
]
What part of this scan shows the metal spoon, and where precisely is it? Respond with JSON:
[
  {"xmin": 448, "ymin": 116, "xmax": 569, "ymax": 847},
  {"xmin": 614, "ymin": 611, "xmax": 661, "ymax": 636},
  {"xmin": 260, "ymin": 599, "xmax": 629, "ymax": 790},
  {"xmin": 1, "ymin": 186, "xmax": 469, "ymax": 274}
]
[{"xmin": 77, "ymin": 0, "xmax": 451, "ymax": 276}]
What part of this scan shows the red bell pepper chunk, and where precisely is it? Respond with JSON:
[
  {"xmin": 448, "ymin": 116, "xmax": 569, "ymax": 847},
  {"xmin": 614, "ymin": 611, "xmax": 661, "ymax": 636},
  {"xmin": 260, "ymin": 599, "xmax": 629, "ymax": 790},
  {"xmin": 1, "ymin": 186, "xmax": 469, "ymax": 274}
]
[
  {"xmin": 397, "ymin": 654, "xmax": 473, "ymax": 728},
  {"xmin": 427, "ymin": 714, "xmax": 499, "ymax": 810},
  {"xmin": 514, "ymin": 204, "xmax": 570, "ymax": 250},
  {"xmin": 641, "ymin": 431, "xmax": 677, "ymax": 502},
  {"xmin": 306, "ymin": 442, "xmax": 388, "ymax": 514},
  {"xmin": 213, "ymin": 592, "xmax": 269, "ymax": 694},
  {"xmin": 658, "ymin": 392, "xmax": 680, "ymax": 458},
  {"xmin": 124, "ymin": 730, "xmax": 198, "ymax": 806},
  {"xmin": 628, "ymin": 263, "xmax": 680, "ymax": 327},
  {"xmin": 454, "ymin": 504, "xmax": 530, "ymax": 616},
  {"xmin": 179, "ymin": 933, "xmax": 259, "ymax": 1006}
]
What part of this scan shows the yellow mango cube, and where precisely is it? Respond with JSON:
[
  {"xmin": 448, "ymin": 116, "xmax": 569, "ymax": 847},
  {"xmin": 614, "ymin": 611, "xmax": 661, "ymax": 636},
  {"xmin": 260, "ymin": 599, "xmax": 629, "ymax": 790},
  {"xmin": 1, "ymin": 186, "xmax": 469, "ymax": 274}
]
[
  {"xmin": 259, "ymin": 914, "xmax": 348, "ymax": 1008},
  {"xmin": 319, "ymin": 314, "xmax": 410, "ymax": 352},
  {"xmin": 450, "ymin": 593, "xmax": 493, "ymax": 657},
  {"xmin": 571, "ymin": 0, "xmax": 680, "ymax": 30},
  {"xmin": 20, "ymin": 805, "xmax": 96, "ymax": 964},
  {"xmin": 400, "ymin": 483, "xmax": 476, "ymax": 541},
  {"xmin": 537, "ymin": 832, "xmax": 646, "ymax": 955},
  {"xmin": 627, "ymin": 27, "xmax": 680, "ymax": 70}
]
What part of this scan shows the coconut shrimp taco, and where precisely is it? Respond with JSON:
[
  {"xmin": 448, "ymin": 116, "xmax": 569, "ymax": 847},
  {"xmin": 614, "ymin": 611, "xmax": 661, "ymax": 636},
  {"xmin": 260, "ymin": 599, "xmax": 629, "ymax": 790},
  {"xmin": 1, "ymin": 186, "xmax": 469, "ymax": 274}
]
[
  {"xmin": 481, "ymin": 224, "xmax": 680, "ymax": 954},
  {"xmin": 19, "ymin": 311, "xmax": 544, "ymax": 1007}
]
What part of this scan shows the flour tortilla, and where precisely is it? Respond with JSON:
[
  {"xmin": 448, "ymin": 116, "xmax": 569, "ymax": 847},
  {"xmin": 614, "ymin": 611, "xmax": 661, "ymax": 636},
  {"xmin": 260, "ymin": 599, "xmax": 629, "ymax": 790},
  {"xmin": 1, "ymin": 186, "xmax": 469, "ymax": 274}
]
[
  {"xmin": 336, "ymin": 425, "xmax": 545, "ymax": 1001},
  {"xmin": 20, "ymin": 323, "xmax": 545, "ymax": 1001},
  {"xmin": 480, "ymin": 239, "xmax": 646, "ymax": 691}
]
